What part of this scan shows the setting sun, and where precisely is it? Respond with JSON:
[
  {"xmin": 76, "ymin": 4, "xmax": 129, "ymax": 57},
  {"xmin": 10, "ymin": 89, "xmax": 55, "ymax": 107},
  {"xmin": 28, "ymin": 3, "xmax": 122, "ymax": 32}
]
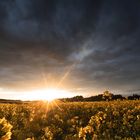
[{"xmin": 18, "ymin": 88, "xmax": 73, "ymax": 101}]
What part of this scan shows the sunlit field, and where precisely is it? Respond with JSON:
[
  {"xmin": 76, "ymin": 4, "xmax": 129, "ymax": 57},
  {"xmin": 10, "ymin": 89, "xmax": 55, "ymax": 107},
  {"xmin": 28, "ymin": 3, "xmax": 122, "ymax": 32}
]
[{"xmin": 0, "ymin": 100, "xmax": 140, "ymax": 140}]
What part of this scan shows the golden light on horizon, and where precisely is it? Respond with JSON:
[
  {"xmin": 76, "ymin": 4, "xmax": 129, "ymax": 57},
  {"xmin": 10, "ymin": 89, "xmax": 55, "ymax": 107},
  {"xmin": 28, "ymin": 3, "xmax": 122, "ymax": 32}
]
[{"xmin": 18, "ymin": 88, "xmax": 73, "ymax": 101}]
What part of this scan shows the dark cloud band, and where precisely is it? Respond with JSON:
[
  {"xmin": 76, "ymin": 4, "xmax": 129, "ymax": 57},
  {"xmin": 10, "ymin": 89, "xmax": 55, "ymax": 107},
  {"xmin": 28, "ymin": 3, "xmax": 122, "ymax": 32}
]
[{"xmin": 0, "ymin": 0, "xmax": 140, "ymax": 94}]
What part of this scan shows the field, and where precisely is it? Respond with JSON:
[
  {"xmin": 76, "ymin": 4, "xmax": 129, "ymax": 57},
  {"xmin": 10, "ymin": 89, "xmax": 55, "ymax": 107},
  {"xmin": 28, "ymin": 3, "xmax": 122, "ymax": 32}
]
[{"xmin": 0, "ymin": 100, "xmax": 140, "ymax": 140}]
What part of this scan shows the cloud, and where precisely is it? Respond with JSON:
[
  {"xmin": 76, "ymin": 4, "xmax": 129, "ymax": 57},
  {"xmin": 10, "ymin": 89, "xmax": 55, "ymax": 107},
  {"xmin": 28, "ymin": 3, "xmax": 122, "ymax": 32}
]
[{"xmin": 0, "ymin": 0, "xmax": 140, "ymax": 94}]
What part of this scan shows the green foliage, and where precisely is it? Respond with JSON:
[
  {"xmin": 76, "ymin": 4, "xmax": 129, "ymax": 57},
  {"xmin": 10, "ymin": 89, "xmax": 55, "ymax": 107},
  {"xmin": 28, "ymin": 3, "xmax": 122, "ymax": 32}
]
[{"xmin": 0, "ymin": 100, "xmax": 140, "ymax": 140}]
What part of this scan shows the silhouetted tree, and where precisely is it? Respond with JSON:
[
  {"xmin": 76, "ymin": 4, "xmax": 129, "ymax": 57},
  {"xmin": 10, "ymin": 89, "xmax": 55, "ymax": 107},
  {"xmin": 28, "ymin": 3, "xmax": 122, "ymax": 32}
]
[
  {"xmin": 112, "ymin": 94, "xmax": 124, "ymax": 100},
  {"xmin": 71, "ymin": 96, "xmax": 84, "ymax": 101},
  {"xmin": 85, "ymin": 94, "xmax": 103, "ymax": 101},
  {"xmin": 128, "ymin": 94, "xmax": 140, "ymax": 100}
]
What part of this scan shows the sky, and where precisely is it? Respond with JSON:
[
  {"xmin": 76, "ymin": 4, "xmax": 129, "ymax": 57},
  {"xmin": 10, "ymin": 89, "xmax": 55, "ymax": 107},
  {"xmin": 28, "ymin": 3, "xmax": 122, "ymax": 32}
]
[{"xmin": 0, "ymin": 0, "xmax": 140, "ymax": 99}]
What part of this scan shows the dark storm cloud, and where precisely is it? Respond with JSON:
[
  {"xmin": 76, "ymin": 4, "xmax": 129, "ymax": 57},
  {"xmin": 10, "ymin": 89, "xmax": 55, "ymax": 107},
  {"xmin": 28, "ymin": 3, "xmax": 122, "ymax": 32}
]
[
  {"xmin": 0, "ymin": 0, "xmax": 140, "ymax": 94},
  {"xmin": 0, "ymin": 0, "xmax": 102, "ymax": 41}
]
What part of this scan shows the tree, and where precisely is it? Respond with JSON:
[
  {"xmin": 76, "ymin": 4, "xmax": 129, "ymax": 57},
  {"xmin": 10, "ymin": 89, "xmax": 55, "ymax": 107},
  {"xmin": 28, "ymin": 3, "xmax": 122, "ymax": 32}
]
[
  {"xmin": 72, "ymin": 96, "xmax": 84, "ymax": 101},
  {"xmin": 102, "ymin": 90, "xmax": 113, "ymax": 101}
]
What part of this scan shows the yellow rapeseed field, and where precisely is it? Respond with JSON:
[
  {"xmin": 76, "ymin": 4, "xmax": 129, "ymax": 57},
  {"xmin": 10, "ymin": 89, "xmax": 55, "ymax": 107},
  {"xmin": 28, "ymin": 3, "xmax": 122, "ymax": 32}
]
[{"xmin": 0, "ymin": 100, "xmax": 140, "ymax": 140}]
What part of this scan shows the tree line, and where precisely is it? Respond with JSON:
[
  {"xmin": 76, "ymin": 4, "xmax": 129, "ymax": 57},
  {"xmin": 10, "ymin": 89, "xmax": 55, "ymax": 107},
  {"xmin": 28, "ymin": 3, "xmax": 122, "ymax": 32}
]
[{"xmin": 60, "ymin": 90, "xmax": 140, "ymax": 102}]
